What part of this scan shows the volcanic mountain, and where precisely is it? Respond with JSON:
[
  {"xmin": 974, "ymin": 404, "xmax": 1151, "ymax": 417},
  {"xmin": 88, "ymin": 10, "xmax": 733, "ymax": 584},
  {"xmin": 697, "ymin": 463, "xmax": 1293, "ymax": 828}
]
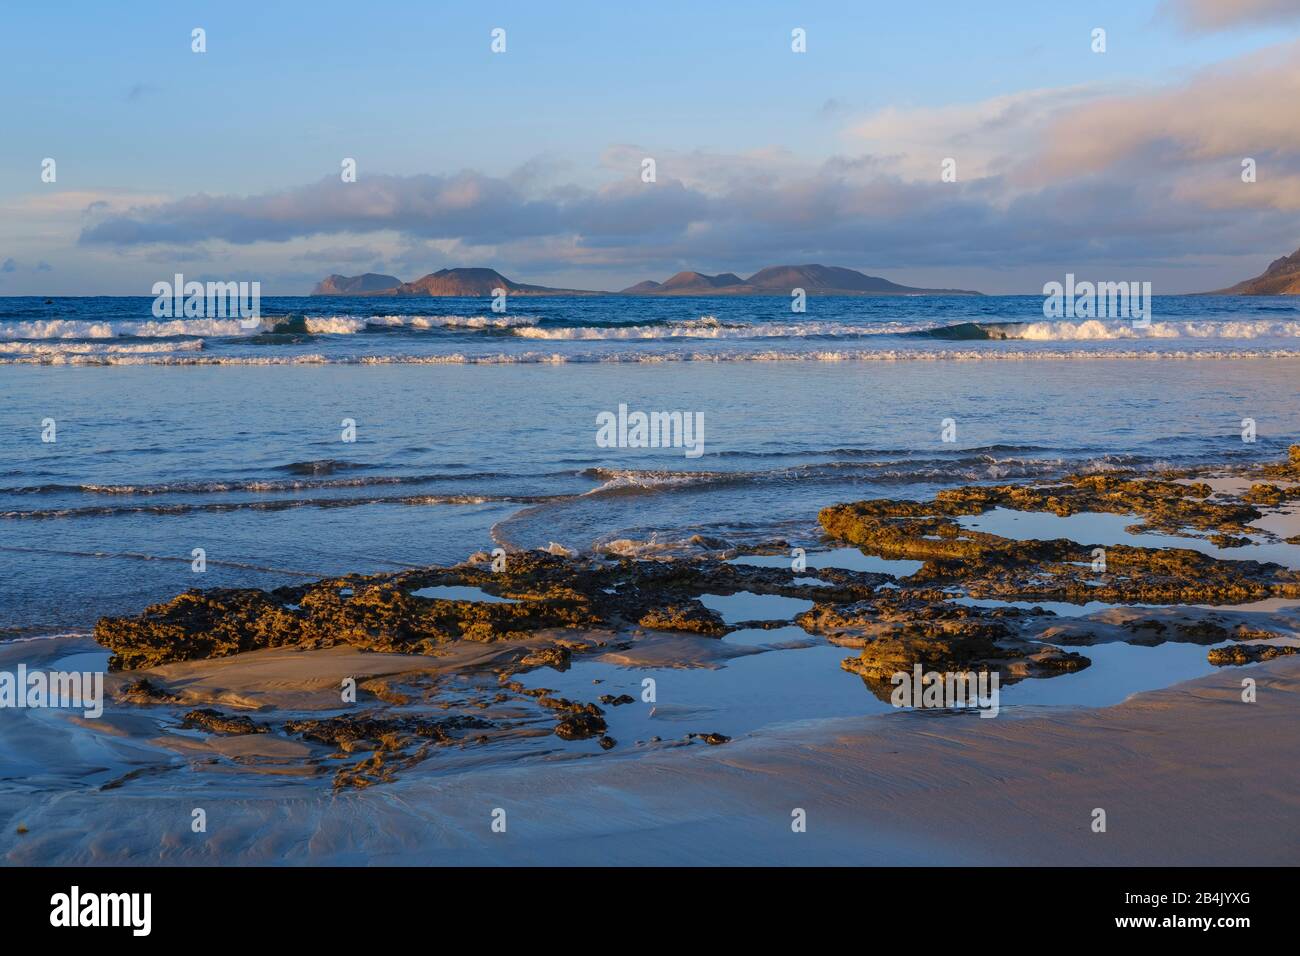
[
  {"xmin": 1215, "ymin": 246, "xmax": 1300, "ymax": 295},
  {"xmin": 620, "ymin": 264, "xmax": 981, "ymax": 295},
  {"xmin": 311, "ymin": 268, "xmax": 597, "ymax": 296},
  {"xmin": 310, "ymin": 273, "xmax": 401, "ymax": 295},
  {"xmin": 311, "ymin": 263, "xmax": 982, "ymax": 296},
  {"xmin": 623, "ymin": 271, "xmax": 747, "ymax": 294}
]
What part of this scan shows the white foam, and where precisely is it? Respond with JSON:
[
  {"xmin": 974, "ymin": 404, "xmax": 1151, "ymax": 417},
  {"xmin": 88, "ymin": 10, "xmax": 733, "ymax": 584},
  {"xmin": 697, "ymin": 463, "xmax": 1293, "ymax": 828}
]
[
  {"xmin": 364, "ymin": 314, "xmax": 537, "ymax": 330},
  {"xmin": 1017, "ymin": 319, "xmax": 1300, "ymax": 341},
  {"xmin": 5, "ymin": 347, "xmax": 1300, "ymax": 367},
  {"xmin": 512, "ymin": 317, "xmax": 926, "ymax": 340},
  {"xmin": 0, "ymin": 339, "xmax": 204, "ymax": 356},
  {"xmin": 303, "ymin": 316, "xmax": 367, "ymax": 334},
  {"xmin": 0, "ymin": 318, "xmax": 250, "ymax": 340}
]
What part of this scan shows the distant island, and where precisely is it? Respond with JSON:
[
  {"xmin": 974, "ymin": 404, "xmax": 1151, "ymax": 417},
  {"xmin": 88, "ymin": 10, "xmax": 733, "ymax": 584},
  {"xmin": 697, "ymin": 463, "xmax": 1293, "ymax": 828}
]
[
  {"xmin": 621, "ymin": 264, "xmax": 981, "ymax": 296},
  {"xmin": 1213, "ymin": 245, "xmax": 1300, "ymax": 294},
  {"xmin": 311, "ymin": 273, "xmax": 403, "ymax": 295},
  {"xmin": 312, "ymin": 268, "xmax": 599, "ymax": 297},
  {"xmin": 310, "ymin": 264, "xmax": 983, "ymax": 296}
]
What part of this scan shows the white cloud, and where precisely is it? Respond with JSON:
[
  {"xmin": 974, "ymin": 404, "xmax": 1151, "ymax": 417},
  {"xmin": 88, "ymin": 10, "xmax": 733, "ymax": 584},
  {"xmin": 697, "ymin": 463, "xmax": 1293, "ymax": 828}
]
[{"xmin": 1163, "ymin": 0, "xmax": 1300, "ymax": 32}]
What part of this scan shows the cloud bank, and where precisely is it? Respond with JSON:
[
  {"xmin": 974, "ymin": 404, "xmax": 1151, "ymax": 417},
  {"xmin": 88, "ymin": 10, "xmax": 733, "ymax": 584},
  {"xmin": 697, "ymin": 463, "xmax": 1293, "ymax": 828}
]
[{"xmin": 70, "ymin": 40, "xmax": 1300, "ymax": 287}]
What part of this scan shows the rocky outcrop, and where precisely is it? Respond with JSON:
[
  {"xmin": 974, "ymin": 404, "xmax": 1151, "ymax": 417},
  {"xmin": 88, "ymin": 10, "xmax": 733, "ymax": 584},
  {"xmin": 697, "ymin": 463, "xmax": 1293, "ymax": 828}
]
[
  {"xmin": 1214, "ymin": 246, "xmax": 1300, "ymax": 295},
  {"xmin": 817, "ymin": 464, "xmax": 1300, "ymax": 606},
  {"xmin": 387, "ymin": 268, "xmax": 595, "ymax": 296},
  {"xmin": 182, "ymin": 708, "xmax": 266, "ymax": 735},
  {"xmin": 621, "ymin": 263, "xmax": 981, "ymax": 295},
  {"xmin": 1207, "ymin": 643, "xmax": 1299, "ymax": 666},
  {"xmin": 90, "ymin": 445, "xmax": 1300, "ymax": 789},
  {"xmin": 310, "ymin": 273, "xmax": 401, "ymax": 295}
]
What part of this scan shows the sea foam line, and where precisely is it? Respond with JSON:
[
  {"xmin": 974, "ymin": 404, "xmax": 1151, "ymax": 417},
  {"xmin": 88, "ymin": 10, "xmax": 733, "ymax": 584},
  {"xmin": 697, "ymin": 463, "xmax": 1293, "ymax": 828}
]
[{"xmin": 6, "ymin": 347, "xmax": 1300, "ymax": 366}]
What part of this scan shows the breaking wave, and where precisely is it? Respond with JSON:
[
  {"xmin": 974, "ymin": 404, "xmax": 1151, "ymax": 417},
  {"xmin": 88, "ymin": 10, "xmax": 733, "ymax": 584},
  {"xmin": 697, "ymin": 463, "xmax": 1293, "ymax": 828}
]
[
  {"xmin": 0, "ymin": 490, "xmax": 566, "ymax": 520},
  {"xmin": 915, "ymin": 318, "xmax": 1300, "ymax": 341},
  {"xmin": 7, "ymin": 346, "xmax": 1300, "ymax": 366}
]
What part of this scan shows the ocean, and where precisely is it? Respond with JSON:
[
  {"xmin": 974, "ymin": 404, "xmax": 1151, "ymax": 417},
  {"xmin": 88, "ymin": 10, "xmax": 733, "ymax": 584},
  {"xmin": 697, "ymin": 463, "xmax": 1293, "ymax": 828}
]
[{"xmin": 3, "ymin": 293, "xmax": 1300, "ymax": 641}]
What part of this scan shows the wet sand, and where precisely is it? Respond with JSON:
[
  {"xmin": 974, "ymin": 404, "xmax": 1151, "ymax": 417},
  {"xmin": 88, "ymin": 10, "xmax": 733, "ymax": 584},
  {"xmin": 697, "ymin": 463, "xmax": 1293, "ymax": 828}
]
[
  {"xmin": 2, "ymin": 630, "xmax": 1295, "ymax": 865},
  {"xmin": 5, "ymin": 457, "xmax": 1300, "ymax": 864}
]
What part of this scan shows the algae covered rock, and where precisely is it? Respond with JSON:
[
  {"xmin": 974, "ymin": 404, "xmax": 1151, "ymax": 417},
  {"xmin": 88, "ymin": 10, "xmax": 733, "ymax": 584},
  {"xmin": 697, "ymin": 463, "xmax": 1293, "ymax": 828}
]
[
  {"xmin": 638, "ymin": 602, "xmax": 728, "ymax": 635},
  {"xmin": 1207, "ymin": 644, "xmax": 1299, "ymax": 666},
  {"xmin": 181, "ymin": 708, "xmax": 266, "ymax": 736}
]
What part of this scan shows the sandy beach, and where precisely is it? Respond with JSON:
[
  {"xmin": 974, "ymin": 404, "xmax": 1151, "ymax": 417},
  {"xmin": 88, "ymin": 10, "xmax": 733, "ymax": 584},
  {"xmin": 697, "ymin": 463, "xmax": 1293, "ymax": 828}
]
[
  {"xmin": 2, "ymin": 625, "xmax": 1296, "ymax": 865},
  {"xmin": 2, "ymin": 446, "xmax": 1300, "ymax": 865}
]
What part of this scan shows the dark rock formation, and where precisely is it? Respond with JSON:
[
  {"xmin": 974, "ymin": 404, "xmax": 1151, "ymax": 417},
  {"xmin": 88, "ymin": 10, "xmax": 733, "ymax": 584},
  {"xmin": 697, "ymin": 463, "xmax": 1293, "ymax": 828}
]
[
  {"xmin": 621, "ymin": 263, "xmax": 981, "ymax": 296},
  {"xmin": 310, "ymin": 273, "xmax": 401, "ymax": 295},
  {"xmin": 1213, "ymin": 246, "xmax": 1300, "ymax": 295},
  {"xmin": 1208, "ymin": 644, "xmax": 1299, "ymax": 666},
  {"xmin": 181, "ymin": 708, "xmax": 265, "ymax": 735}
]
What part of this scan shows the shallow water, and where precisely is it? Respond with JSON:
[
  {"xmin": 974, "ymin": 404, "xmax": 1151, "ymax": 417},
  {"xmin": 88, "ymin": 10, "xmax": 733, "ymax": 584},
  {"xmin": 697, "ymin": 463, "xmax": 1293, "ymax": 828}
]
[
  {"xmin": 730, "ymin": 548, "xmax": 925, "ymax": 577},
  {"xmin": 3, "ymin": 352, "xmax": 1299, "ymax": 640},
  {"xmin": 514, "ymin": 629, "xmax": 1230, "ymax": 745},
  {"xmin": 959, "ymin": 507, "xmax": 1300, "ymax": 569},
  {"xmin": 699, "ymin": 591, "xmax": 815, "ymax": 623},
  {"xmin": 409, "ymin": 585, "xmax": 517, "ymax": 603}
]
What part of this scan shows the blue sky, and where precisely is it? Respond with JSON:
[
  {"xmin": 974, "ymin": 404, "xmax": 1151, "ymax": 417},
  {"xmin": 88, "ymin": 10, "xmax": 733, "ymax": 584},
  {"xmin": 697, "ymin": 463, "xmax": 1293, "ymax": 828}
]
[{"xmin": 2, "ymin": 0, "xmax": 1299, "ymax": 293}]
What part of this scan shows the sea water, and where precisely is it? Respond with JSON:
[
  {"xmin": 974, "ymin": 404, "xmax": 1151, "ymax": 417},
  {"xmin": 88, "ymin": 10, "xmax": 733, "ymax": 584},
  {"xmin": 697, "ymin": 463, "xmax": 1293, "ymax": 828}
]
[{"xmin": 3, "ymin": 293, "xmax": 1299, "ymax": 641}]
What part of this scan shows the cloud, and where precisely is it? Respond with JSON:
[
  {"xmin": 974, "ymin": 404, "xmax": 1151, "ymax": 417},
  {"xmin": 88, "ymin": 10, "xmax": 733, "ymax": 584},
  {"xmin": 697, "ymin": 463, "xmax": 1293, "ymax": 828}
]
[
  {"xmin": 1032, "ymin": 40, "xmax": 1300, "ymax": 178},
  {"xmin": 1163, "ymin": 0, "xmax": 1300, "ymax": 32},
  {"xmin": 79, "ymin": 170, "xmax": 714, "ymax": 248},
  {"xmin": 0, "ymin": 257, "xmax": 50, "ymax": 276},
  {"xmin": 1025, "ymin": 39, "xmax": 1300, "ymax": 217},
  {"xmin": 847, "ymin": 86, "xmax": 1102, "ymax": 181},
  {"xmin": 70, "ymin": 40, "xmax": 1300, "ymax": 284}
]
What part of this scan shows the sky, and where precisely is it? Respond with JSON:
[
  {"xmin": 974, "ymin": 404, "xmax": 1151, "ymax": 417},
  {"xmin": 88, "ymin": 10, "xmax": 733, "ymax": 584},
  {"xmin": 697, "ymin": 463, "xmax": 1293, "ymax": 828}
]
[{"xmin": 1, "ymin": 0, "xmax": 1299, "ymax": 295}]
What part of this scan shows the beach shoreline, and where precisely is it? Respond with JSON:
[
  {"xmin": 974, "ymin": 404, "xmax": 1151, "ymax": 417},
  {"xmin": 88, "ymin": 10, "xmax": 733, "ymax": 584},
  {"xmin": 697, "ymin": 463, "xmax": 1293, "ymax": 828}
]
[
  {"xmin": 4, "ymin": 434, "xmax": 1300, "ymax": 865},
  {"xmin": 2, "ymin": 631, "xmax": 1295, "ymax": 865}
]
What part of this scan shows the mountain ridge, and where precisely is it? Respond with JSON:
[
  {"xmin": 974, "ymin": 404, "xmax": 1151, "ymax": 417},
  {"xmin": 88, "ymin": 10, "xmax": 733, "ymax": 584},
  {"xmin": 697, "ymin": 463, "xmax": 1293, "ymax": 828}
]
[
  {"xmin": 621, "ymin": 264, "xmax": 981, "ymax": 295},
  {"xmin": 310, "ymin": 272, "xmax": 401, "ymax": 295},
  {"xmin": 1214, "ymin": 246, "xmax": 1300, "ymax": 294},
  {"xmin": 309, "ymin": 264, "xmax": 982, "ymax": 296}
]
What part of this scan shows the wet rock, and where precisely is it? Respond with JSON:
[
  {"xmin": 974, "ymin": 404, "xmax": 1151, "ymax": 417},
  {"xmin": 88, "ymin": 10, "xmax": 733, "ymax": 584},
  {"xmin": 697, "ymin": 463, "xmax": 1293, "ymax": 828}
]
[
  {"xmin": 518, "ymin": 646, "xmax": 572, "ymax": 671},
  {"xmin": 1208, "ymin": 533, "xmax": 1253, "ymax": 548},
  {"xmin": 1243, "ymin": 483, "xmax": 1291, "ymax": 506},
  {"xmin": 94, "ymin": 548, "xmax": 888, "ymax": 669},
  {"xmin": 96, "ymin": 588, "xmax": 305, "ymax": 670},
  {"xmin": 537, "ymin": 695, "xmax": 604, "ymax": 717},
  {"xmin": 284, "ymin": 712, "xmax": 491, "ymax": 749},
  {"xmin": 116, "ymin": 677, "xmax": 180, "ymax": 704},
  {"xmin": 1260, "ymin": 445, "xmax": 1300, "ymax": 480},
  {"xmin": 1118, "ymin": 617, "xmax": 1233, "ymax": 646},
  {"xmin": 598, "ymin": 735, "xmax": 617, "ymax": 750},
  {"xmin": 181, "ymin": 708, "xmax": 266, "ymax": 735},
  {"xmin": 819, "ymin": 491, "xmax": 1295, "ymax": 606},
  {"xmin": 96, "ymin": 560, "xmax": 602, "ymax": 669},
  {"xmin": 837, "ymin": 621, "xmax": 1089, "ymax": 701},
  {"xmin": 599, "ymin": 694, "xmax": 636, "ymax": 706},
  {"xmin": 1208, "ymin": 644, "xmax": 1299, "ymax": 666},
  {"xmin": 638, "ymin": 602, "xmax": 727, "ymax": 635},
  {"xmin": 554, "ymin": 712, "xmax": 608, "ymax": 740},
  {"xmin": 358, "ymin": 679, "xmax": 411, "ymax": 705}
]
